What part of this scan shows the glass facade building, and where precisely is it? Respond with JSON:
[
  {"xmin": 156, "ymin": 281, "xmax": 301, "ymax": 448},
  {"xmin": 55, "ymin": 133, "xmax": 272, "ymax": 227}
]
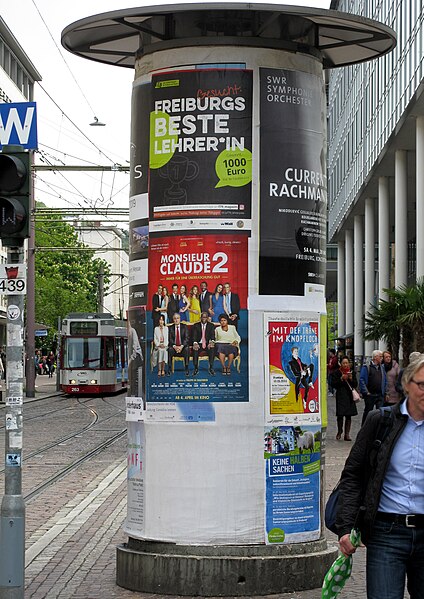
[{"xmin": 328, "ymin": 0, "xmax": 424, "ymax": 359}]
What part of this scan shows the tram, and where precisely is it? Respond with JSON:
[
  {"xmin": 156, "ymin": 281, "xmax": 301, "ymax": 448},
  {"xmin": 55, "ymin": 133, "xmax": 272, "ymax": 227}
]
[{"xmin": 60, "ymin": 312, "xmax": 128, "ymax": 395}]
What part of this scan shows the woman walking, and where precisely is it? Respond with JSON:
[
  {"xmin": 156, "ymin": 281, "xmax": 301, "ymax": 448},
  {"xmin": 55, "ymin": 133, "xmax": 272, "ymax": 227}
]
[{"xmin": 331, "ymin": 356, "xmax": 358, "ymax": 440}]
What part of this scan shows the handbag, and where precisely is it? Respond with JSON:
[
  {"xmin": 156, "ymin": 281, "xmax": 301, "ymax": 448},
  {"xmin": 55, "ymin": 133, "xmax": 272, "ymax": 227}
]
[{"xmin": 346, "ymin": 380, "xmax": 361, "ymax": 402}]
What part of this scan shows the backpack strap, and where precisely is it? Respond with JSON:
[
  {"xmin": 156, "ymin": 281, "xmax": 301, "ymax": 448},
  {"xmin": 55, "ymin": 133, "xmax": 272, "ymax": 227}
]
[{"xmin": 369, "ymin": 406, "xmax": 394, "ymax": 469}]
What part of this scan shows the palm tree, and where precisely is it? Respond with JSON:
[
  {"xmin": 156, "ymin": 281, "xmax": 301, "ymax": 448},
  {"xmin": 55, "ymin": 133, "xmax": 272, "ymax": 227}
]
[
  {"xmin": 364, "ymin": 289, "xmax": 403, "ymax": 359},
  {"xmin": 364, "ymin": 279, "xmax": 424, "ymax": 362},
  {"xmin": 396, "ymin": 279, "xmax": 424, "ymax": 354}
]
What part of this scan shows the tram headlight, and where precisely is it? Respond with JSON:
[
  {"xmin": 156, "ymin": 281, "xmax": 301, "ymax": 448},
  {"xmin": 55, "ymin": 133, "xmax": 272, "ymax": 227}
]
[
  {"xmin": 70, "ymin": 379, "xmax": 76, "ymax": 384},
  {"xmin": 90, "ymin": 379, "xmax": 97, "ymax": 385}
]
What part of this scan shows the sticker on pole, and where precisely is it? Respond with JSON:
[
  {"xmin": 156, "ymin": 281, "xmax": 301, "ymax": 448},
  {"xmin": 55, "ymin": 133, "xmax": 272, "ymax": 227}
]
[
  {"xmin": 6, "ymin": 453, "xmax": 21, "ymax": 467},
  {"xmin": 0, "ymin": 264, "xmax": 26, "ymax": 294}
]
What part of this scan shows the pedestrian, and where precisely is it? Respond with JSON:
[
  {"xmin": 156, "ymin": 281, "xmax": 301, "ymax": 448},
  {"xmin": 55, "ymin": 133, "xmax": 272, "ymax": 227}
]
[
  {"xmin": 327, "ymin": 348, "xmax": 339, "ymax": 394},
  {"xmin": 383, "ymin": 350, "xmax": 401, "ymax": 405},
  {"xmin": 359, "ymin": 349, "xmax": 387, "ymax": 424},
  {"xmin": 336, "ymin": 353, "xmax": 424, "ymax": 599},
  {"xmin": 396, "ymin": 351, "xmax": 421, "ymax": 401},
  {"xmin": 330, "ymin": 355, "xmax": 358, "ymax": 440},
  {"xmin": 46, "ymin": 351, "xmax": 55, "ymax": 378},
  {"xmin": 34, "ymin": 350, "xmax": 41, "ymax": 378}
]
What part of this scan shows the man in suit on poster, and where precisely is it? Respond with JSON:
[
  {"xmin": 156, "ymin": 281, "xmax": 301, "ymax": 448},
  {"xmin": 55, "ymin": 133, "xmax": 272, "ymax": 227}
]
[
  {"xmin": 192, "ymin": 312, "xmax": 216, "ymax": 375},
  {"xmin": 168, "ymin": 313, "xmax": 190, "ymax": 376},
  {"xmin": 152, "ymin": 283, "xmax": 163, "ymax": 327},
  {"xmin": 199, "ymin": 281, "xmax": 212, "ymax": 316},
  {"xmin": 167, "ymin": 283, "xmax": 180, "ymax": 322},
  {"xmin": 224, "ymin": 282, "xmax": 240, "ymax": 328},
  {"xmin": 289, "ymin": 346, "xmax": 314, "ymax": 408}
]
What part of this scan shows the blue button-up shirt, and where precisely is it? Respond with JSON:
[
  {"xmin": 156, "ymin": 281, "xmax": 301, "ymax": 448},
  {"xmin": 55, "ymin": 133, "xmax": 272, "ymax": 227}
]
[{"xmin": 378, "ymin": 400, "xmax": 424, "ymax": 514}]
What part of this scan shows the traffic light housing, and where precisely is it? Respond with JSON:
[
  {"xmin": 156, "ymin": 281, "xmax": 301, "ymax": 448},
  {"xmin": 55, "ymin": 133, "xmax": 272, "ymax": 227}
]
[{"xmin": 0, "ymin": 145, "xmax": 31, "ymax": 246}]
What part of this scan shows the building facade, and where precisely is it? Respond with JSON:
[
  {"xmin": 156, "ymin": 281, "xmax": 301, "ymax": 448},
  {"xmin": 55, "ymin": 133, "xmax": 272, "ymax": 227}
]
[
  {"xmin": 328, "ymin": 0, "xmax": 424, "ymax": 362},
  {"xmin": 0, "ymin": 17, "xmax": 41, "ymax": 345},
  {"xmin": 76, "ymin": 223, "xmax": 129, "ymax": 319}
]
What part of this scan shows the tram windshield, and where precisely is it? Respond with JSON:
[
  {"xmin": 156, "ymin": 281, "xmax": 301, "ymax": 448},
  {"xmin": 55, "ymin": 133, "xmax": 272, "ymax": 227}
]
[{"xmin": 63, "ymin": 337, "xmax": 102, "ymax": 369}]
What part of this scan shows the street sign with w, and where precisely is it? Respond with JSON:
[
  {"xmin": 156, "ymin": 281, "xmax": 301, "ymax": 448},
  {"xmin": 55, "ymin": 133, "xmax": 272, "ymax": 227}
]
[{"xmin": 0, "ymin": 102, "xmax": 38, "ymax": 150}]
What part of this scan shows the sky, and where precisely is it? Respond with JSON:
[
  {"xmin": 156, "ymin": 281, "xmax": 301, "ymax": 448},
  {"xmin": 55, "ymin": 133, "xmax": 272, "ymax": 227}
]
[{"xmin": 2, "ymin": 0, "xmax": 331, "ymax": 222}]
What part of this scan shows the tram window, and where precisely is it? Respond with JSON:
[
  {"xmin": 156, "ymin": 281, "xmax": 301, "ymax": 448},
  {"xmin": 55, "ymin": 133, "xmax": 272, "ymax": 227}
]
[
  {"xmin": 63, "ymin": 338, "xmax": 101, "ymax": 368},
  {"xmin": 116, "ymin": 340, "xmax": 120, "ymax": 368},
  {"xmin": 87, "ymin": 339, "xmax": 101, "ymax": 368},
  {"xmin": 106, "ymin": 338, "xmax": 115, "ymax": 368}
]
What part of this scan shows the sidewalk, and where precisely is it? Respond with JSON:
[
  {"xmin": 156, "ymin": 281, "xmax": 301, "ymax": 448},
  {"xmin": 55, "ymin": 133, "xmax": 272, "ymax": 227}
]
[
  {"xmin": 22, "ymin": 388, "xmax": 375, "ymax": 599},
  {"xmin": 10, "ymin": 383, "xmax": 408, "ymax": 598},
  {"xmin": 0, "ymin": 371, "xmax": 62, "ymax": 403},
  {"xmin": 33, "ymin": 371, "xmax": 61, "ymax": 398}
]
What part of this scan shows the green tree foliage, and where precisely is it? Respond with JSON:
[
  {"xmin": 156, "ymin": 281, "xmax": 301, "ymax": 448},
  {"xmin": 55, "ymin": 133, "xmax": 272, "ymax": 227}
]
[
  {"xmin": 35, "ymin": 206, "xmax": 110, "ymax": 337},
  {"xmin": 363, "ymin": 280, "xmax": 424, "ymax": 361}
]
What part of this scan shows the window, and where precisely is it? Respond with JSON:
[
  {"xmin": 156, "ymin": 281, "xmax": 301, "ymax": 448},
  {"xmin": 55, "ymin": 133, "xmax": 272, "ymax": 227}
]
[
  {"xmin": 63, "ymin": 338, "xmax": 102, "ymax": 369},
  {"xmin": 106, "ymin": 338, "xmax": 115, "ymax": 368}
]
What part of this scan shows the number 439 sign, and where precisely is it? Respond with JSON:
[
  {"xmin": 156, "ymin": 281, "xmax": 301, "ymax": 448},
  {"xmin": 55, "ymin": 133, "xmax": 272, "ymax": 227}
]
[{"xmin": 0, "ymin": 264, "xmax": 27, "ymax": 295}]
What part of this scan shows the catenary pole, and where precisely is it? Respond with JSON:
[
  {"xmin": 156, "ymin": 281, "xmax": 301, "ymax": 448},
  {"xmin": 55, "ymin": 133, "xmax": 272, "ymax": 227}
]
[
  {"xmin": 0, "ymin": 246, "xmax": 26, "ymax": 599},
  {"xmin": 25, "ymin": 155, "xmax": 36, "ymax": 398}
]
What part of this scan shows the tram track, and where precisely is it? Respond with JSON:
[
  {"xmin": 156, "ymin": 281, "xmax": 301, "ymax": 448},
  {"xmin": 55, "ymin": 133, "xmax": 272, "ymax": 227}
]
[
  {"xmin": 0, "ymin": 406, "xmax": 100, "ymax": 475},
  {"xmin": 0, "ymin": 395, "xmax": 96, "ymax": 431},
  {"xmin": 21, "ymin": 406, "xmax": 124, "ymax": 468},
  {"xmin": 0, "ymin": 390, "xmax": 127, "ymax": 502},
  {"xmin": 24, "ymin": 428, "xmax": 127, "ymax": 502}
]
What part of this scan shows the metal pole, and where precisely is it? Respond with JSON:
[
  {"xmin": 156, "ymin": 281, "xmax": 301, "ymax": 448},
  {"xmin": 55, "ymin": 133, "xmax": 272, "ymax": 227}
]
[
  {"xmin": 25, "ymin": 154, "xmax": 36, "ymax": 399},
  {"xmin": 98, "ymin": 264, "xmax": 104, "ymax": 313},
  {"xmin": 0, "ymin": 246, "xmax": 26, "ymax": 598},
  {"xmin": 56, "ymin": 317, "xmax": 61, "ymax": 392}
]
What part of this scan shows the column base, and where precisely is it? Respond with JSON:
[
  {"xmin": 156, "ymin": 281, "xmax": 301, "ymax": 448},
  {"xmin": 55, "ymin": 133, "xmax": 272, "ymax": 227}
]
[{"xmin": 116, "ymin": 538, "xmax": 338, "ymax": 596}]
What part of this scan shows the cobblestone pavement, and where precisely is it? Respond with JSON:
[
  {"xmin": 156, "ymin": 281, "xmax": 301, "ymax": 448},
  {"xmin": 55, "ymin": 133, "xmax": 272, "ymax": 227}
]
[{"xmin": 0, "ymin": 377, "xmax": 409, "ymax": 598}]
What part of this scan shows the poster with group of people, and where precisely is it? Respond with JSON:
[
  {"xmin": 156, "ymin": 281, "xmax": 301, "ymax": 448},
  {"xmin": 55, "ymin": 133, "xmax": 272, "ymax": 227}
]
[{"xmin": 147, "ymin": 233, "xmax": 248, "ymax": 404}]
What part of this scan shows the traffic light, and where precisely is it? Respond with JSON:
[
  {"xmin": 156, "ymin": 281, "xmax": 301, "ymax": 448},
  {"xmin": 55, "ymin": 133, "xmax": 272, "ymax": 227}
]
[{"xmin": 0, "ymin": 144, "xmax": 31, "ymax": 246}]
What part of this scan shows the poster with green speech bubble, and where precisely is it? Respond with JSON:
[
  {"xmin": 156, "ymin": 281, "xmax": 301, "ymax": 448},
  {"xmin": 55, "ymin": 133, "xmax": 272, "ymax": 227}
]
[{"xmin": 149, "ymin": 68, "xmax": 252, "ymax": 234}]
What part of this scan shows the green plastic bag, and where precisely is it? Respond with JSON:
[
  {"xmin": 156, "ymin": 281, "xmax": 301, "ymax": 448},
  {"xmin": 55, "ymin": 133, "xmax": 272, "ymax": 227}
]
[{"xmin": 321, "ymin": 529, "xmax": 361, "ymax": 598}]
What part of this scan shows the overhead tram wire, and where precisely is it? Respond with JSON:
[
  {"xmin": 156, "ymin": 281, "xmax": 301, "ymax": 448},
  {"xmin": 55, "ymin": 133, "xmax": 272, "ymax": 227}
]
[
  {"xmin": 36, "ymin": 154, "xmax": 90, "ymax": 204},
  {"xmin": 30, "ymin": 2, "xmax": 129, "ymax": 185},
  {"xmin": 35, "ymin": 164, "xmax": 128, "ymax": 205},
  {"xmin": 36, "ymin": 155, "xmax": 128, "ymax": 212},
  {"xmin": 38, "ymin": 146, "xmax": 98, "ymax": 167},
  {"xmin": 34, "ymin": 179, "xmax": 83, "ymax": 209},
  {"xmin": 37, "ymin": 83, "xmax": 115, "ymax": 165},
  {"xmin": 31, "ymin": 0, "xmax": 100, "ymax": 124}
]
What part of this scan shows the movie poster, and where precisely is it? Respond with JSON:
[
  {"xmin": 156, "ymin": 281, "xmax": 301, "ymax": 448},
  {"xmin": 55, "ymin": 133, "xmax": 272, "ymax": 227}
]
[
  {"xmin": 259, "ymin": 67, "xmax": 327, "ymax": 296},
  {"xmin": 264, "ymin": 424, "xmax": 321, "ymax": 544},
  {"xmin": 146, "ymin": 233, "xmax": 248, "ymax": 403},
  {"xmin": 125, "ymin": 422, "xmax": 145, "ymax": 536},
  {"xmin": 149, "ymin": 69, "xmax": 252, "ymax": 234},
  {"xmin": 127, "ymin": 306, "xmax": 146, "ymax": 401},
  {"xmin": 265, "ymin": 313, "xmax": 320, "ymax": 424}
]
